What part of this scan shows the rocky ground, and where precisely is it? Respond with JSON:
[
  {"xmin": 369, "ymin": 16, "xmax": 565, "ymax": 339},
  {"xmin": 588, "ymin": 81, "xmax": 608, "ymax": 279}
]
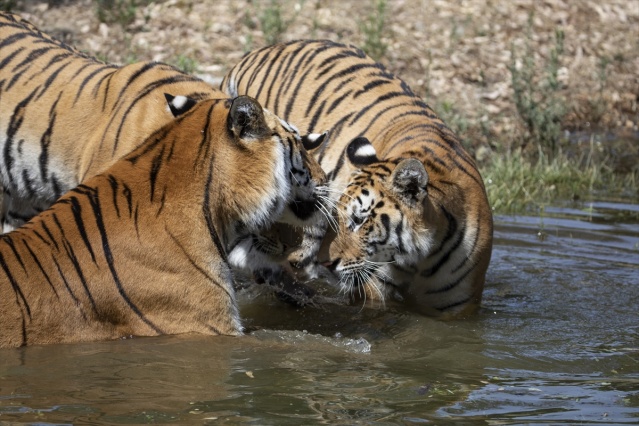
[{"xmin": 6, "ymin": 0, "xmax": 639, "ymax": 164}]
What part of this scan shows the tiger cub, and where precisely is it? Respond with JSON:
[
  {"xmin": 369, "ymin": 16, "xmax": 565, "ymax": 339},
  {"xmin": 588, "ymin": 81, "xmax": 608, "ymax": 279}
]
[
  {"xmin": 222, "ymin": 40, "xmax": 493, "ymax": 318},
  {"xmin": 0, "ymin": 94, "xmax": 316, "ymax": 348}
]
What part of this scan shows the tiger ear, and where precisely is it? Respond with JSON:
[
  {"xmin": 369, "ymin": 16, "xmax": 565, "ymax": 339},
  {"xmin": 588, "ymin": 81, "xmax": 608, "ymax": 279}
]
[
  {"xmin": 228, "ymin": 96, "xmax": 270, "ymax": 140},
  {"xmin": 346, "ymin": 137, "xmax": 379, "ymax": 167},
  {"xmin": 301, "ymin": 131, "xmax": 328, "ymax": 151},
  {"xmin": 390, "ymin": 158, "xmax": 428, "ymax": 204},
  {"xmin": 164, "ymin": 93, "xmax": 197, "ymax": 117}
]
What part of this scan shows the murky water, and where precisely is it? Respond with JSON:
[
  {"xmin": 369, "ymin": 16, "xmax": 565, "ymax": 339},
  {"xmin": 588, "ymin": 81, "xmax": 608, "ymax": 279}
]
[{"xmin": 1, "ymin": 199, "xmax": 638, "ymax": 425}]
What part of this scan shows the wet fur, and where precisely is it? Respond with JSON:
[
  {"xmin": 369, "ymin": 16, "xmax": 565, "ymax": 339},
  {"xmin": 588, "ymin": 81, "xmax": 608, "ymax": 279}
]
[{"xmin": 0, "ymin": 96, "xmax": 308, "ymax": 347}]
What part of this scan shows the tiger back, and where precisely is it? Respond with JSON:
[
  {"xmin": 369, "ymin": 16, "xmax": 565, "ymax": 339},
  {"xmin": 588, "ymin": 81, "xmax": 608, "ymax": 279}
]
[
  {"xmin": 0, "ymin": 94, "xmax": 312, "ymax": 348},
  {"xmin": 221, "ymin": 40, "xmax": 493, "ymax": 318}
]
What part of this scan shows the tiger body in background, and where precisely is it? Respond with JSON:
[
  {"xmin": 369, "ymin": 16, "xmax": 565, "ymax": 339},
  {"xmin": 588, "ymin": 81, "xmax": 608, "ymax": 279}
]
[
  {"xmin": 0, "ymin": 12, "xmax": 328, "ymax": 283},
  {"xmin": 0, "ymin": 94, "xmax": 317, "ymax": 348},
  {"xmin": 0, "ymin": 12, "xmax": 217, "ymax": 231},
  {"xmin": 222, "ymin": 40, "xmax": 493, "ymax": 317}
]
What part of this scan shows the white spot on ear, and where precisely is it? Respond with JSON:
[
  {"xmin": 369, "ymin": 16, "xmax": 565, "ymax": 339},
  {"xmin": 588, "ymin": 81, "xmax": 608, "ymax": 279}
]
[
  {"xmin": 170, "ymin": 95, "xmax": 189, "ymax": 110},
  {"xmin": 354, "ymin": 144, "xmax": 377, "ymax": 159}
]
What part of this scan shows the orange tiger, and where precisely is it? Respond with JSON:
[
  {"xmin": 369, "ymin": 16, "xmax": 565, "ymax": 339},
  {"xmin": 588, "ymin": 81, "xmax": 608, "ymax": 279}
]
[
  {"xmin": 0, "ymin": 12, "xmax": 330, "ymax": 289},
  {"xmin": 222, "ymin": 40, "xmax": 493, "ymax": 318},
  {"xmin": 0, "ymin": 94, "xmax": 319, "ymax": 348}
]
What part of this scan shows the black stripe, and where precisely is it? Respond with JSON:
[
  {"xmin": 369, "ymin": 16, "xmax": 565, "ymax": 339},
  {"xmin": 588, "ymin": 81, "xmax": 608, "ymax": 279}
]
[
  {"xmin": 38, "ymin": 94, "xmax": 62, "ymax": 184},
  {"xmin": 0, "ymin": 31, "xmax": 30, "ymax": 51},
  {"xmin": 74, "ymin": 64, "xmax": 117, "ymax": 105},
  {"xmin": 452, "ymin": 214, "xmax": 482, "ymax": 274},
  {"xmin": 107, "ymin": 175, "xmax": 120, "ymax": 218},
  {"xmin": 436, "ymin": 294, "xmax": 473, "ymax": 312},
  {"xmin": 166, "ymin": 227, "xmax": 233, "ymax": 304},
  {"xmin": 65, "ymin": 194, "xmax": 97, "ymax": 263},
  {"xmin": 425, "ymin": 254, "xmax": 477, "ymax": 296},
  {"xmin": 156, "ymin": 188, "xmax": 167, "ymax": 217},
  {"xmin": 196, "ymin": 104, "xmax": 215, "ymax": 163},
  {"xmin": 31, "ymin": 229, "xmax": 51, "ymax": 247},
  {"xmin": 0, "ymin": 250, "xmax": 31, "ymax": 317},
  {"xmin": 283, "ymin": 65, "xmax": 315, "ymax": 120},
  {"xmin": 122, "ymin": 182, "xmax": 133, "ymax": 217},
  {"xmin": 51, "ymin": 175, "xmax": 64, "ymax": 200},
  {"xmin": 395, "ymin": 218, "xmax": 406, "ymax": 254},
  {"xmin": 149, "ymin": 145, "xmax": 165, "ymax": 202},
  {"xmin": 40, "ymin": 220, "xmax": 60, "ymax": 251},
  {"xmin": 325, "ymin": 88, "xmax": 353, "ymax": 116},
  {"xmin": 80, "ymin": 185, "xmax": 163, "ymax": 333},
  {"xmin": 22, "ymin": 239, "xmax": 58, "ymax": 298},
  {"xmin": 202, "ymin": 161, "xmax": 228, "ymax": 265},
  {"xmin": 274, "ymin": 44, "xmax": 317, "ymax": 116},
  {"xmin": 61, "ymin": 237, "xmax": 98, "ymax": 314},
  {"xmin": 34, "ymin": 57, "xmax": 74, "ymax": 100},
  {"xmin": 0, "ymin": 45, "xmax": 25, "ymax": 71},
  {"xmin": 4, "ymin": 87, "xmax": 38, "ymax": 184},
  {"xmin": 1, "ymin": 235, "xmax": 26, "ymax": 272},
  {"xmin": 251, "ymin": 43, "xmax": 287, "ymax": 104},
  {"xmin": 20, "ymin": 169, "xmax": 37, "ymax": 201},
  {"xmin": 11, "ymin": 45, "xmax": 52, "ymax": 73},
  {"xmin": 51, "ymin": 254, "xmax": 85, "ymax": 318},
  {"xmin": 420, "ymin": 207, "xmax": 462, "ymax": 278}
]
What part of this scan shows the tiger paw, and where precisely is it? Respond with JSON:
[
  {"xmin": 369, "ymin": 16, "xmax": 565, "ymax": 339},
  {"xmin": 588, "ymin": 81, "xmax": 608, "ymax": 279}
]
[
  {"xmin": 275, "ymin": 278, "xmax": 316, "ymax": 308},
  {"xmin": 254, "ymin": 267, "xmax": 315, "ymax": 307},
  {"xmin": 287, "ymin": 246, "xmax": 313, "ymax": 270}
]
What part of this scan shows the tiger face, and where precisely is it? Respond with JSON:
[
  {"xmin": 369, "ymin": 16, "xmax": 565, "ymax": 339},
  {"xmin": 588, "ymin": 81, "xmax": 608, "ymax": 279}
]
[
  {"xmin": 328, "ymin": 141, "xmax": 434, "ymax": 303},
  {"xmin": 268, "ymin": 119, "xmax": 328, "ymax": 228}
]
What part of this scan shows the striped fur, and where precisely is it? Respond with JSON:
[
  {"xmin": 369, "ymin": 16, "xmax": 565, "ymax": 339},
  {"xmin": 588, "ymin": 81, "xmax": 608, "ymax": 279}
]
[
  {"xmin": 221, "ymin": 40, "xmax": 493, "ymax": 318},
  {"xmin": 0, "ymin": 95, "xmax": 315, "ymax": 347},
  {"xmin": 0, "ymin": 12, "xmax": 220, "ymax": 231},
  {"xmin": 0, "ymin": 12, "xmax": 323, "ymax": 236},
  {"xmin": 0, "ymin": 13, "xmax": 329, "ymax": 288}
]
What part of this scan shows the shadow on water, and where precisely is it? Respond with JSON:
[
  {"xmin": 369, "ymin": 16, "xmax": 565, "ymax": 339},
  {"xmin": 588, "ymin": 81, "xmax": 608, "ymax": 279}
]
[{"xmin": 0, "ymin": 198, "xmax": 638, "ymax": 424}]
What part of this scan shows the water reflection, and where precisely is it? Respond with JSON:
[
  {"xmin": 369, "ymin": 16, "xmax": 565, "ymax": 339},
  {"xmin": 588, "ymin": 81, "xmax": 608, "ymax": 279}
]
[{"xmin": 0, "ymin": 199, "xmax": 637, "ymax": 424}]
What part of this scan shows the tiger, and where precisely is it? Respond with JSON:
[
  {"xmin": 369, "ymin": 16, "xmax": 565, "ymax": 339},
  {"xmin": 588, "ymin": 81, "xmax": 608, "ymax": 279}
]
[
  {"xmin": 221, "ymin": 39, "xmax": 494, "ymax": 318},
  {"xmin": 0, "ymin": 93, "xmax": 323, "ymax": 348},
  {"xmin": 0, "ymin": 12, "xmax": 329, "ymax": 292},
  {"xmin": 0, "ymin": 12, "xmax": 328, "ymax": 232}
]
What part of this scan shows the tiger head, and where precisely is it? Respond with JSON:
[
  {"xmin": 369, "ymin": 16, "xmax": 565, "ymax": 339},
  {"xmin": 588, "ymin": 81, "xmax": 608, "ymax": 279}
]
[
  {"xmin": 274, "ymin": 121, "xmax": 329, "ymax": 228},
  {"xmin": 166, "ymin": 95, "xmax": 328, "ymax": 232},
  {"xmin": 327, "ymin": 138, "xmax": 435, "ymax": 303}
]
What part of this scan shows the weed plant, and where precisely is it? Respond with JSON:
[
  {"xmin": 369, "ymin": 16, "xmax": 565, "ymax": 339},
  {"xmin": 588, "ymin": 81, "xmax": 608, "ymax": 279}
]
[
  {"xmin": 258, "ymin": 0, "xmax": 286, "ymax": 45},
  {"xmin": 172, "ymin": 55, "xmax": 198, "ymax": 74},
  {"xmin": 359, "ymin": 0, "xmax": 389, "ymax": 61},
  {"xmin": 96, "ymin": 0, "xmax": 146, "ymax": 26},
  {"xmin": 509, "ymin": 13, "xmax": 567, "ymax": 156},
  {"xmin": 0, "ymin": 0, "xmax": 16, "ymax": 12},
  {"xmin": 480, "ymin": 137, "xmax": 637, "ymax": 215}
]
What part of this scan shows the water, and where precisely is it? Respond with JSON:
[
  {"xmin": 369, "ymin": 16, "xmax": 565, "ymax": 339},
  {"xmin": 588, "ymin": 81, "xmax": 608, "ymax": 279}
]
[{"xmin": 1, "ymin": 199, "xmax": 638, "ymax": 425}]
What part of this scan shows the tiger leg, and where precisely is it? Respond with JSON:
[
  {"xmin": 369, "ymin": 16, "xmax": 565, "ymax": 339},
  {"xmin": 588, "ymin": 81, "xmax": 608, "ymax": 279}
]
[
  {"xmin": 228, "ymin": 231, "xmax": 315, "ymax": 307},
  {"xmin": 287, "ymin": 218, "xmax": 332, "ymax": 281}
]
